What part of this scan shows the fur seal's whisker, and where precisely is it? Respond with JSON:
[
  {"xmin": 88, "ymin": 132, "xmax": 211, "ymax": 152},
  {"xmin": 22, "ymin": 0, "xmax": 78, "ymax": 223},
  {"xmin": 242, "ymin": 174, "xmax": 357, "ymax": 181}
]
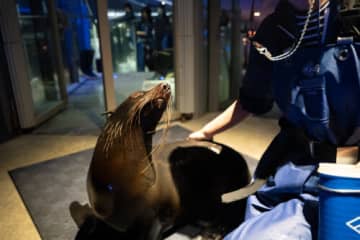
[
  {"xmin": 139, "ymin": 95, "xmax": 172, "ymax": 182},
  {"xmin": 139, "ymin": 160, "xmax": 153, "ymax": 175}
]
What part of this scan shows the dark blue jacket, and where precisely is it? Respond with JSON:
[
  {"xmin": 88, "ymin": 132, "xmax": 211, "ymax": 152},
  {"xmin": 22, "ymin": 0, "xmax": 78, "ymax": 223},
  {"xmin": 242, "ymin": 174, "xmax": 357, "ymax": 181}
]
[{"xmin": 239, "ymin": 0, "xmax": 360, "ymax": 145}]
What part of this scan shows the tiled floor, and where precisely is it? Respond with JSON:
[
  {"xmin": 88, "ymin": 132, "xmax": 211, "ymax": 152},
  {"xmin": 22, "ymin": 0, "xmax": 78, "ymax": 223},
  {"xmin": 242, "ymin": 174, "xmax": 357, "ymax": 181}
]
[{"xmin": 0, "ymin": 77, "xmax": 279, "ymax": 240}]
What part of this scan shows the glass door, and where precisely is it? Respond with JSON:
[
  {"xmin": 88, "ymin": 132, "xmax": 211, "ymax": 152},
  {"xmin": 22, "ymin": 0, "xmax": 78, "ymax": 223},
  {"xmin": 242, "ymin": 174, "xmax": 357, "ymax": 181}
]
[
  {"xmin": 206, "ymin": 0, "xmax": 245, "ymax": 111},
  {"xmin": 16, "ymin": 0, "xmax": 66, "ymax": 118}
]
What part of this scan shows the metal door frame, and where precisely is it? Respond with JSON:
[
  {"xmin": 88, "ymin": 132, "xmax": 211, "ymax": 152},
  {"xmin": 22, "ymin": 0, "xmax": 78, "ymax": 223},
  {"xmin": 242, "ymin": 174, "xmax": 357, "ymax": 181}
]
[
  {"xmin": 95, "ymin": 0, "xmax": 116, "ymax": 112},
  {"xmin": 208, "ymin": 0, "xmax": 243, "ymax": 111}
]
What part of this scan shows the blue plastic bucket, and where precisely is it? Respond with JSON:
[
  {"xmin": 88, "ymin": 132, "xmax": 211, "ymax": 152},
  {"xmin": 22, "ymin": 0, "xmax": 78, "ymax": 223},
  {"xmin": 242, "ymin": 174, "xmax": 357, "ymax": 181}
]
[{"xmin": 318, "ymin": 163, "xmax": 360, "ymax": 240}]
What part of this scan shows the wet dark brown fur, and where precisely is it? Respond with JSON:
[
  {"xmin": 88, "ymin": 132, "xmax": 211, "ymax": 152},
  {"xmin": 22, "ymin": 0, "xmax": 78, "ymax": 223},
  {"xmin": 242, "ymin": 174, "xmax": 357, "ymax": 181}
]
[{"xmin": 79, "ymin": 83, "xmax": 250, "ymax": 239}]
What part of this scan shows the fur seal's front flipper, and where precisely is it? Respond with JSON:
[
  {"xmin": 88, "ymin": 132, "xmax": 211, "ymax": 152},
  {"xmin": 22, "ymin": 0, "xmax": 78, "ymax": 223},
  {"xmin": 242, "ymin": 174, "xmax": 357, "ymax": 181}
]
[
  {"xmin": 69, "ymin": 201, "xmax": 94, "ymax": 227},
  {"xmin": 221, "ymin": 178, "xmax": 266, "ymax": 203}
]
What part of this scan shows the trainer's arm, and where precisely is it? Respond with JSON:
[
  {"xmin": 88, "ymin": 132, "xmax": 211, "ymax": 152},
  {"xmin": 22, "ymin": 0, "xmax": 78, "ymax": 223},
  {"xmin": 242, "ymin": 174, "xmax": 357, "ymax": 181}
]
[{"xmin": 188, "ymin": 100, "xmax": 250, "ymax": 140}]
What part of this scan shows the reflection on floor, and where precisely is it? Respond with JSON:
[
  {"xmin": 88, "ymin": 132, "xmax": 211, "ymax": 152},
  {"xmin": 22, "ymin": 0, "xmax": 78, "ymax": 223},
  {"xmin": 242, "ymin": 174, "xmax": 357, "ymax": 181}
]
[{"xmin": 0, "ymin": 73, "xmax": 279, "ymax": 239}]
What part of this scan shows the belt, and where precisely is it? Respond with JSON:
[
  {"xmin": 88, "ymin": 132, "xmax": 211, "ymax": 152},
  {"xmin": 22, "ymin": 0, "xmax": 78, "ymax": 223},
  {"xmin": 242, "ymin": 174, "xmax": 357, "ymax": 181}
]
[
  {"xmin": 280, "ymin": 118, "xmax": 360, "ymax": 163},
  {"xmin": 278, "ymin": 119, "xmax": 336, "ymax": 163},
  {"xmin": 254, "ymin": 119, "xmax": 360, "ymax": 179},
  {"xmin": 308, "ymin": 141, "xmax": 337, "ymax": 163}
]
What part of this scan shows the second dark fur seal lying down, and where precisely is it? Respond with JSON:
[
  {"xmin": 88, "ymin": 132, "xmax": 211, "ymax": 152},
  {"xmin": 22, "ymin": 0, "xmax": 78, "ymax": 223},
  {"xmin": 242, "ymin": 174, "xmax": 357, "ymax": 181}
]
[{"xmin": 72, "ymin": 83, "xmax": 251, "ymax": 239}]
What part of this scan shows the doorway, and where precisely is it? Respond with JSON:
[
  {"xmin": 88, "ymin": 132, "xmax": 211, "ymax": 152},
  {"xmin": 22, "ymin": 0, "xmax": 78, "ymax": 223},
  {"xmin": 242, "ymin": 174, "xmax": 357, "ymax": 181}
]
[{"xmin": 105, "ymin": 0, "xmax": 177, "ymax": 110}]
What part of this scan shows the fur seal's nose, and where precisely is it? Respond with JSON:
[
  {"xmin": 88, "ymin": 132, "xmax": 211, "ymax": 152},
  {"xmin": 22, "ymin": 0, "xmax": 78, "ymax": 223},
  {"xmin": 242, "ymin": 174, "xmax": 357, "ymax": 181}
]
[{"xmin": 161, "ymin": 83, "xmax": 170, "ymax": 91}]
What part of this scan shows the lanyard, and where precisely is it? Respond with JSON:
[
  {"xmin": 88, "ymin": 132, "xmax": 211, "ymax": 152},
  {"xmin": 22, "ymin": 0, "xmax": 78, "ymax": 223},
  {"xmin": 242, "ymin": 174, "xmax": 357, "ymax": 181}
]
[{"xmin": 254, "ymin": 0, "xmax": 321, "ymax": 61}]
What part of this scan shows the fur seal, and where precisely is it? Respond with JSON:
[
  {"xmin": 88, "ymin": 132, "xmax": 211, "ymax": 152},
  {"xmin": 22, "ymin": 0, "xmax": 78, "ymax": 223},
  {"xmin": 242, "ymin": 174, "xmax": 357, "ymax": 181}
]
[{"xmin": 74, "ymin": 83, "xmax": 250, "ymax": 239}]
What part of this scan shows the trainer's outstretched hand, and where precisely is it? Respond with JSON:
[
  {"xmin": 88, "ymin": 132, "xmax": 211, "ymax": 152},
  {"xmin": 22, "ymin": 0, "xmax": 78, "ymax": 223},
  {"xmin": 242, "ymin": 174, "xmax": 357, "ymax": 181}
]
[{"xmin": 187, "ymin": 130, "xmax": 213, "ymax": 141}]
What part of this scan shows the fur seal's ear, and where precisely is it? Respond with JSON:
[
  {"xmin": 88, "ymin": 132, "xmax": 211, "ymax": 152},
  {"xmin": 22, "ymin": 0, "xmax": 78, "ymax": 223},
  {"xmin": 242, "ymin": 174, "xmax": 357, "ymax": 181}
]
[
  {"xmin": 102, "ymin": 111, "xmax": 115, "ymax": 119},
  {"xmin": 69, "ymin": 201, "xmax": 94, "ymax": 227}
]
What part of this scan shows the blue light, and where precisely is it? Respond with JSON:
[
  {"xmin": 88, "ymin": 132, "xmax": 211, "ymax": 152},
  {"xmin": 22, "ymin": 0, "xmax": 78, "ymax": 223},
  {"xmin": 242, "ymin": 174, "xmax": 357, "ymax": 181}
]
[{"xmin": 19, "ymin": 7, "xmax": 31, "ymax": 14}]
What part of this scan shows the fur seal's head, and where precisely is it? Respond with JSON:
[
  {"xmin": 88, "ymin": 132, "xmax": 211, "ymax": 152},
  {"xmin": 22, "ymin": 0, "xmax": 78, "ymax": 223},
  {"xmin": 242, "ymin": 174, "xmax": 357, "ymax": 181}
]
[
  {"xmin": 99, "ymin": 83, "xmax": 171, "ymax": 157},
  {"xmin": 138, "ymin": 83, "xmax": 171, "ymax": 135},
  {"xmin": 116, "ymin": 82, "xmax": 171, "ymax": 134}
]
